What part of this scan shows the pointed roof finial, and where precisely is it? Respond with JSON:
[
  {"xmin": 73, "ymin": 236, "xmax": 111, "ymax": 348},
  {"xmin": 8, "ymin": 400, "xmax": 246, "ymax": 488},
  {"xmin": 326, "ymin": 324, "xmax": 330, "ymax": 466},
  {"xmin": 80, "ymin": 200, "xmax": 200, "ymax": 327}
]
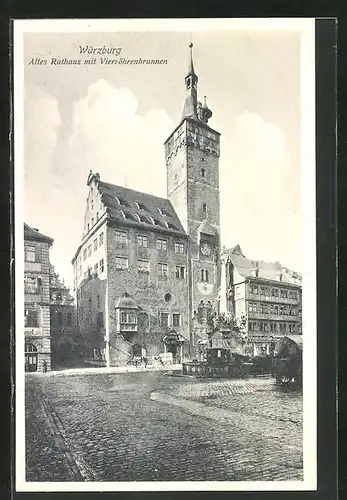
[{"xmin": 187, "ymin": 41, "xmax": 196, "ymax": 77}]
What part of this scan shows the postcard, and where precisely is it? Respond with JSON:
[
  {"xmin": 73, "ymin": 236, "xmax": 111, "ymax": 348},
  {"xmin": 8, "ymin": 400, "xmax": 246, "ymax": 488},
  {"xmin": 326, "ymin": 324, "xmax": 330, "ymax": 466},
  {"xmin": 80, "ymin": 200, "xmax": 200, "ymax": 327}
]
[{"xmin": 14, "ymin": 18, "xmax": 316, "ymax": 492}]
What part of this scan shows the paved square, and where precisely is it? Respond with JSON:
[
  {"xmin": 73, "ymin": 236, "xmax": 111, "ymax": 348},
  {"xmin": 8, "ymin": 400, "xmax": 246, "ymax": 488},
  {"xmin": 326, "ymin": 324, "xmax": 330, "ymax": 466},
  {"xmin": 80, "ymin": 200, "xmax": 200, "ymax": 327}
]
[{"xmin": 25, "ymin": 371, "xmax": 303, "ymax": 482}]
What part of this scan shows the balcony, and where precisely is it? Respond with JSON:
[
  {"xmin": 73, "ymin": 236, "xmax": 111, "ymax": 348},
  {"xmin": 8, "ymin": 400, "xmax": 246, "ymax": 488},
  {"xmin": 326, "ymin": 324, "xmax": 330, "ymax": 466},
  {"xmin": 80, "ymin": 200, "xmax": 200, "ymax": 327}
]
[
  {"xmin": 247, "ymin": 292, "xmax": 300, "ymax": 305},
  {"xmin": 24, "ymin": 327, "xmax": 43, "ymax": 337},
  {"xmin": 247, "ymin": 311, "xmax": 301, "ymax": 322}
]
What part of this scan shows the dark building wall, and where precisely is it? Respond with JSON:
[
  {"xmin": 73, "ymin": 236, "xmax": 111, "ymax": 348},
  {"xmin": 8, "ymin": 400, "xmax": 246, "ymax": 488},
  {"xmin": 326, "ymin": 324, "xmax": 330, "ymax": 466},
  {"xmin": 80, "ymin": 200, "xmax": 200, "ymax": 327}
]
[
  {"xmin": 76, "ymin": 276, "xmax": 107, "ymax": 358},
  {"xmin": 106, "ymin": 222, "xmax": 190, "ymax": 363},
  {"xmin": 24, "ymin": 238, "xmax": 52, "ymax": 372}
]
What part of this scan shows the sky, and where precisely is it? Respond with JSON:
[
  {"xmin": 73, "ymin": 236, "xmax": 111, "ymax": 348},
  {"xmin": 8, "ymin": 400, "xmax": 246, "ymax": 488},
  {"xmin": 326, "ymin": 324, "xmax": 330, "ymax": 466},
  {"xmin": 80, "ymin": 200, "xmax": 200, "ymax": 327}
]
[{"xmin": 22, "ymin": 27, "xmax": 303, "ymax": 288}]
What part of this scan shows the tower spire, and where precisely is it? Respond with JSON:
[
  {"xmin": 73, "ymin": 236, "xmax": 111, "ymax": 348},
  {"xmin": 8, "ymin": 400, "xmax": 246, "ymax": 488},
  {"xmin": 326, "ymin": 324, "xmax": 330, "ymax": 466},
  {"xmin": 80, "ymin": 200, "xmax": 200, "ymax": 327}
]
[
  {"xmin": 182, "ymin": 42, "xmax": 198, "ymax": 120},
  {"xmin": 187, "ymin": 41, "xmax": 196, "ymax": 77}
]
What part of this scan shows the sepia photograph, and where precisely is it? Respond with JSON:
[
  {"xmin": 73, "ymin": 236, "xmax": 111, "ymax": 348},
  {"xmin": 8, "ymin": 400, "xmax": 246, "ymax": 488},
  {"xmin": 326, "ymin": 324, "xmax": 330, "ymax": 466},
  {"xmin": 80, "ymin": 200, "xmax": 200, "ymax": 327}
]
[{"xmin": 14, "ymin": 18, "xmax": 317, "ymax": 492}]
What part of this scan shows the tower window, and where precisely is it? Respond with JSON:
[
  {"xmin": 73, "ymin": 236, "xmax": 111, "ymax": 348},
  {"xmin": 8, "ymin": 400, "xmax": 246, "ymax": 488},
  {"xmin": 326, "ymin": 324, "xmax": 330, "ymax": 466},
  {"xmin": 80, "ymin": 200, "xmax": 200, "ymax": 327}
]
[
  {"xmin": 201, "ymin": 269, "xmax": 209, "ymax": 282},
  {"xmin": 202, "ymin": 203, "xmax": 207, "ymax": 213},
  {"xmin": 201, "ymin": 168, "xmax": 206, "ymax": 178},
  {"xmin": 175, "ymin": 266, "xmax": 185, "ymax": 279}
]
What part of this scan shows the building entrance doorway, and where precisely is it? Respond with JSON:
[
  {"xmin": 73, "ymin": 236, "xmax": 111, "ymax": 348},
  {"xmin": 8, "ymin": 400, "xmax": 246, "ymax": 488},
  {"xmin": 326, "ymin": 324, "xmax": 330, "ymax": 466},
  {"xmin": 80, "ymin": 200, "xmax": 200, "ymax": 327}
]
[
  {"xmin": 163, "ymin": 331, "xmax": 185, "ymax": 364},
  {"xmin": 25, "ymin": 343, "xmax": 38, "ymax": 372}
]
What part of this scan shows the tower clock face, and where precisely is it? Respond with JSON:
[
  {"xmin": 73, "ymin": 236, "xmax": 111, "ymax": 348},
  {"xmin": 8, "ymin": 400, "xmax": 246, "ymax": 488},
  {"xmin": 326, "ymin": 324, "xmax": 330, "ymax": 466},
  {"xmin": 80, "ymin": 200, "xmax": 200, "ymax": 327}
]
[{"xmin": 201, "ymin": 243, "xmax": 212, "ymax": 256}]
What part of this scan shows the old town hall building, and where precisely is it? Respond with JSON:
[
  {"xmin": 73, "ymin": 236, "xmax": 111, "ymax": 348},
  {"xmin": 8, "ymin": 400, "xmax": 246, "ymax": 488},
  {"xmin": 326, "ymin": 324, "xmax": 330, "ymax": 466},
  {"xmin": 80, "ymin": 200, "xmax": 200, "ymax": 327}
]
[{"xmin": 72, "ymin": 44, "xmax": 221, "ymax": 365}]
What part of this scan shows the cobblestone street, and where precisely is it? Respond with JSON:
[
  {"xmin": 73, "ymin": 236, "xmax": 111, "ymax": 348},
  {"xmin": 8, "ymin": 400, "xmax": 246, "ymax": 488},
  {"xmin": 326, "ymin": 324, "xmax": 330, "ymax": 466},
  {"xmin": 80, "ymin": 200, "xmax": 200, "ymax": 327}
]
[{"xmin": 25, "ymin": 371, "xmax": 303, "ymax": 482}]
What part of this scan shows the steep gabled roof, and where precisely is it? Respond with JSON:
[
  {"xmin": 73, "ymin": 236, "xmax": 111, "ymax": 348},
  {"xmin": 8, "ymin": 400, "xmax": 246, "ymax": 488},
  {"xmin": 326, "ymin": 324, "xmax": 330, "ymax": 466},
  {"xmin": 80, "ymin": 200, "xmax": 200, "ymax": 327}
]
[
  {"xmin": 227, "ymin": 245, "xmax": 301, "ymax": 286},
  {"xmin": 98, "ymin": 181, "xmax": 187, "ymax": 237},
  {"xmin": 24, "ymin": 223, "xmax": 53, "ymax": 244}
]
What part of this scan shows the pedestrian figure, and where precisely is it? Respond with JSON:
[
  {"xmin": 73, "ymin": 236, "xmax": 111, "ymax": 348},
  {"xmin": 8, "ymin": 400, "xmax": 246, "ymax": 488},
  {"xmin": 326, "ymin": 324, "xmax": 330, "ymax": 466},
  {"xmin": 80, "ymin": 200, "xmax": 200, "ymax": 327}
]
[
  {"xmin": 42, "ymin": 360, "xmax": 47, "ymax": 373},
  {"xmin": 141, "ymin": 346, "xmax": 148, "ymax": 368}
]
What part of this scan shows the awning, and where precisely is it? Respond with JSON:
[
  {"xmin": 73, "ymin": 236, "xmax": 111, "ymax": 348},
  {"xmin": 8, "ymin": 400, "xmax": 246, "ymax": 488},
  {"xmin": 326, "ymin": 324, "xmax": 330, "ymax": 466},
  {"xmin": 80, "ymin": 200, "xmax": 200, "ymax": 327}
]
[{"xmin": 163, "ymin": 332, "xmax": 187, "ymax": 344}]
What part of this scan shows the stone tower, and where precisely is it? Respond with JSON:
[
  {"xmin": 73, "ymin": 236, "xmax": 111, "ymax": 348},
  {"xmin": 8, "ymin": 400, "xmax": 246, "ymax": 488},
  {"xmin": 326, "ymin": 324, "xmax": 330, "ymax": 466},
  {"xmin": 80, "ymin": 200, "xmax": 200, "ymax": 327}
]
[{"xmin": 164, "ymin": 43, "xmax": 221, "ymax": 347}]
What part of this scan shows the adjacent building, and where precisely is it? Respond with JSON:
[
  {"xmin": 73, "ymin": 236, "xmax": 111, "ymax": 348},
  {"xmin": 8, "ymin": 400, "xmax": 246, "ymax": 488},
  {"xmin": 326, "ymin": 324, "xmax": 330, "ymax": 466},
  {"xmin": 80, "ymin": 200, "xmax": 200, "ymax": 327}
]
[
  {"xmin": 220, "ymin": 245, "xmax": 302, "ymax": 356},
  {"xmin": 24, "ymin": 223, "xmax": 53, "ymax": 372},
  {"xmin": 72, "ymin": 44, "xmax": 221, "ymax": 365},
  {"xmin": 50, "ymin": 266, "xmax": 79, "ymax": 368}
]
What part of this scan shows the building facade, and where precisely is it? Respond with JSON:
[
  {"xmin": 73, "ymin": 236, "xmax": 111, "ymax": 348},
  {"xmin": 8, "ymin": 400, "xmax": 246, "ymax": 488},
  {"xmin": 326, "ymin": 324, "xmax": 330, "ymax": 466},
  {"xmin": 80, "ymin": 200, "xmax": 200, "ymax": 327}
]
[
  {"xmin": 24, "ymin": 224, "xmax": 53, "ymax": 372},
  {"xmin": 220, "ymin": 245, "xmax": 302, "ymax": 356},
  {"xmin": 50, "ymin": 266, "xmax": 79, "ymax": 368},
  {"xmin": 72, "ymin": 44, "xmax": 221, "ymax": 365}
]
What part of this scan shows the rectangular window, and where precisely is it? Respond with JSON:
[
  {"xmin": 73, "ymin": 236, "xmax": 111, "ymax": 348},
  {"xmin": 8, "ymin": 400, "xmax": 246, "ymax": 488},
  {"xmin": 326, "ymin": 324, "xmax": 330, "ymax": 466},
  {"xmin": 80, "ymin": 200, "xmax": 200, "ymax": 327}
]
[
  {"xmin": 249, "ymin": 284, "xmax": 258, "ymax": 294},
  {"xmin": 175, "ymin": 266, "xmax": 185, "ymax": 279},
  {"xmin": 201, "ymin": 269, "xmax": 209, "ymax": 282},
  {"xmin": 280, "ymin": 289, "xmax": 288, "ymax": 298},
  {"xmin": 99, "ymin": 232, "xmax": 104, "ymax": 246},
  {"xmin": 158, "ymin": 262, "xmax": 168, "ymax": 277},
  {"xmin": 260, "ymin": 286, "xmax": 269, "ymax": 296},
  {"xmin": 271, "ymin": 288, "xmax": 279, "ymax": 297},
  {"xmin": 115, "ymin": 256, "xmax": 128, "ymax": 270},
  {"xmin": 94, "ymin": 263, "xmax": 98, "ymax": 275},
  {"xmin": 248, "ymin": 302, "xmax": 257, "ymax": 313},
  {"xmin": 121, "ymin": 311, "xmax": 136, "ymax": 324},
  {"xmin": 156, "ymin": 238, "xmax": 167, "ymax": 251},
  {"xmin": 97, "ymin": 295, "xmax": 100, "ymax": 308},
  {"xmin": 235, "ymin": 286, "xmax": 240, "ymax": 296},
  {"xmin": 25, "ymin": 245, "xmax": 36, "ymax": 262},
  {"xmin": 88, "ymin": 244, "xmax": 92, "ymax": 257},
  {"xmin": 260, "ymin": 304, "xmax": 268, "ymax": 314},
  {"xmin": 174, "ymin": 242, "xmax": 185, "ymax": 254},
  {"xmin": 280, "ymin": 323, "xmax": 287, "ymax": 333},
  {"xmin": 138, "ymin": 259, "xmax": 149, "ymax": 273},
  {"xmin": 89, "ymin": 298, "xmax": 92, "ymax": 310},
  {"xmin": 137, "ymin": 235, "xmax": 148, "ymax": 248},
  {"xmin": 159, "ymin": 312, "xmax": 169, "ymax": 327},
  {"xmin": 57, "ymin": 311, "xmax": 63, "ymax": 326},
  {"xmin": 289, "ymin": 323, "xmax": 295, "ymax": 333},
  {"xmin": 202, "ymin": 203, "xmax": 207, "ymax": 212},
  {"xmin": 25, "ymin": 276, "xmax": 40, "ymax": 293},
  {"xmin": 25, "ymin": 308, "xmax": 39, "ymax": 328},
  {"xmin": 97, "ymin": 312, "xmax": 104, "ymax": 328},
  {"xmin": 172, "ymin": 313, "xmax": 181, "ymax": 327},
  {"xmin": 93, "ymin": 238, "xmax": 98, "ymax": 251},
  {"xmin": 115, "ymin": 230, "xmax": 127, "ymax": 245},
  {"xmin": 99, "ymin": 258, "xmax": 104, "ymax": 273},
  {"xmin": 67, "ymin": 312, "xmax": 72, "ymax": 326},
  {"xmin": 83, "ymin": 248, "xmax": 87, "ymax": 260}
]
